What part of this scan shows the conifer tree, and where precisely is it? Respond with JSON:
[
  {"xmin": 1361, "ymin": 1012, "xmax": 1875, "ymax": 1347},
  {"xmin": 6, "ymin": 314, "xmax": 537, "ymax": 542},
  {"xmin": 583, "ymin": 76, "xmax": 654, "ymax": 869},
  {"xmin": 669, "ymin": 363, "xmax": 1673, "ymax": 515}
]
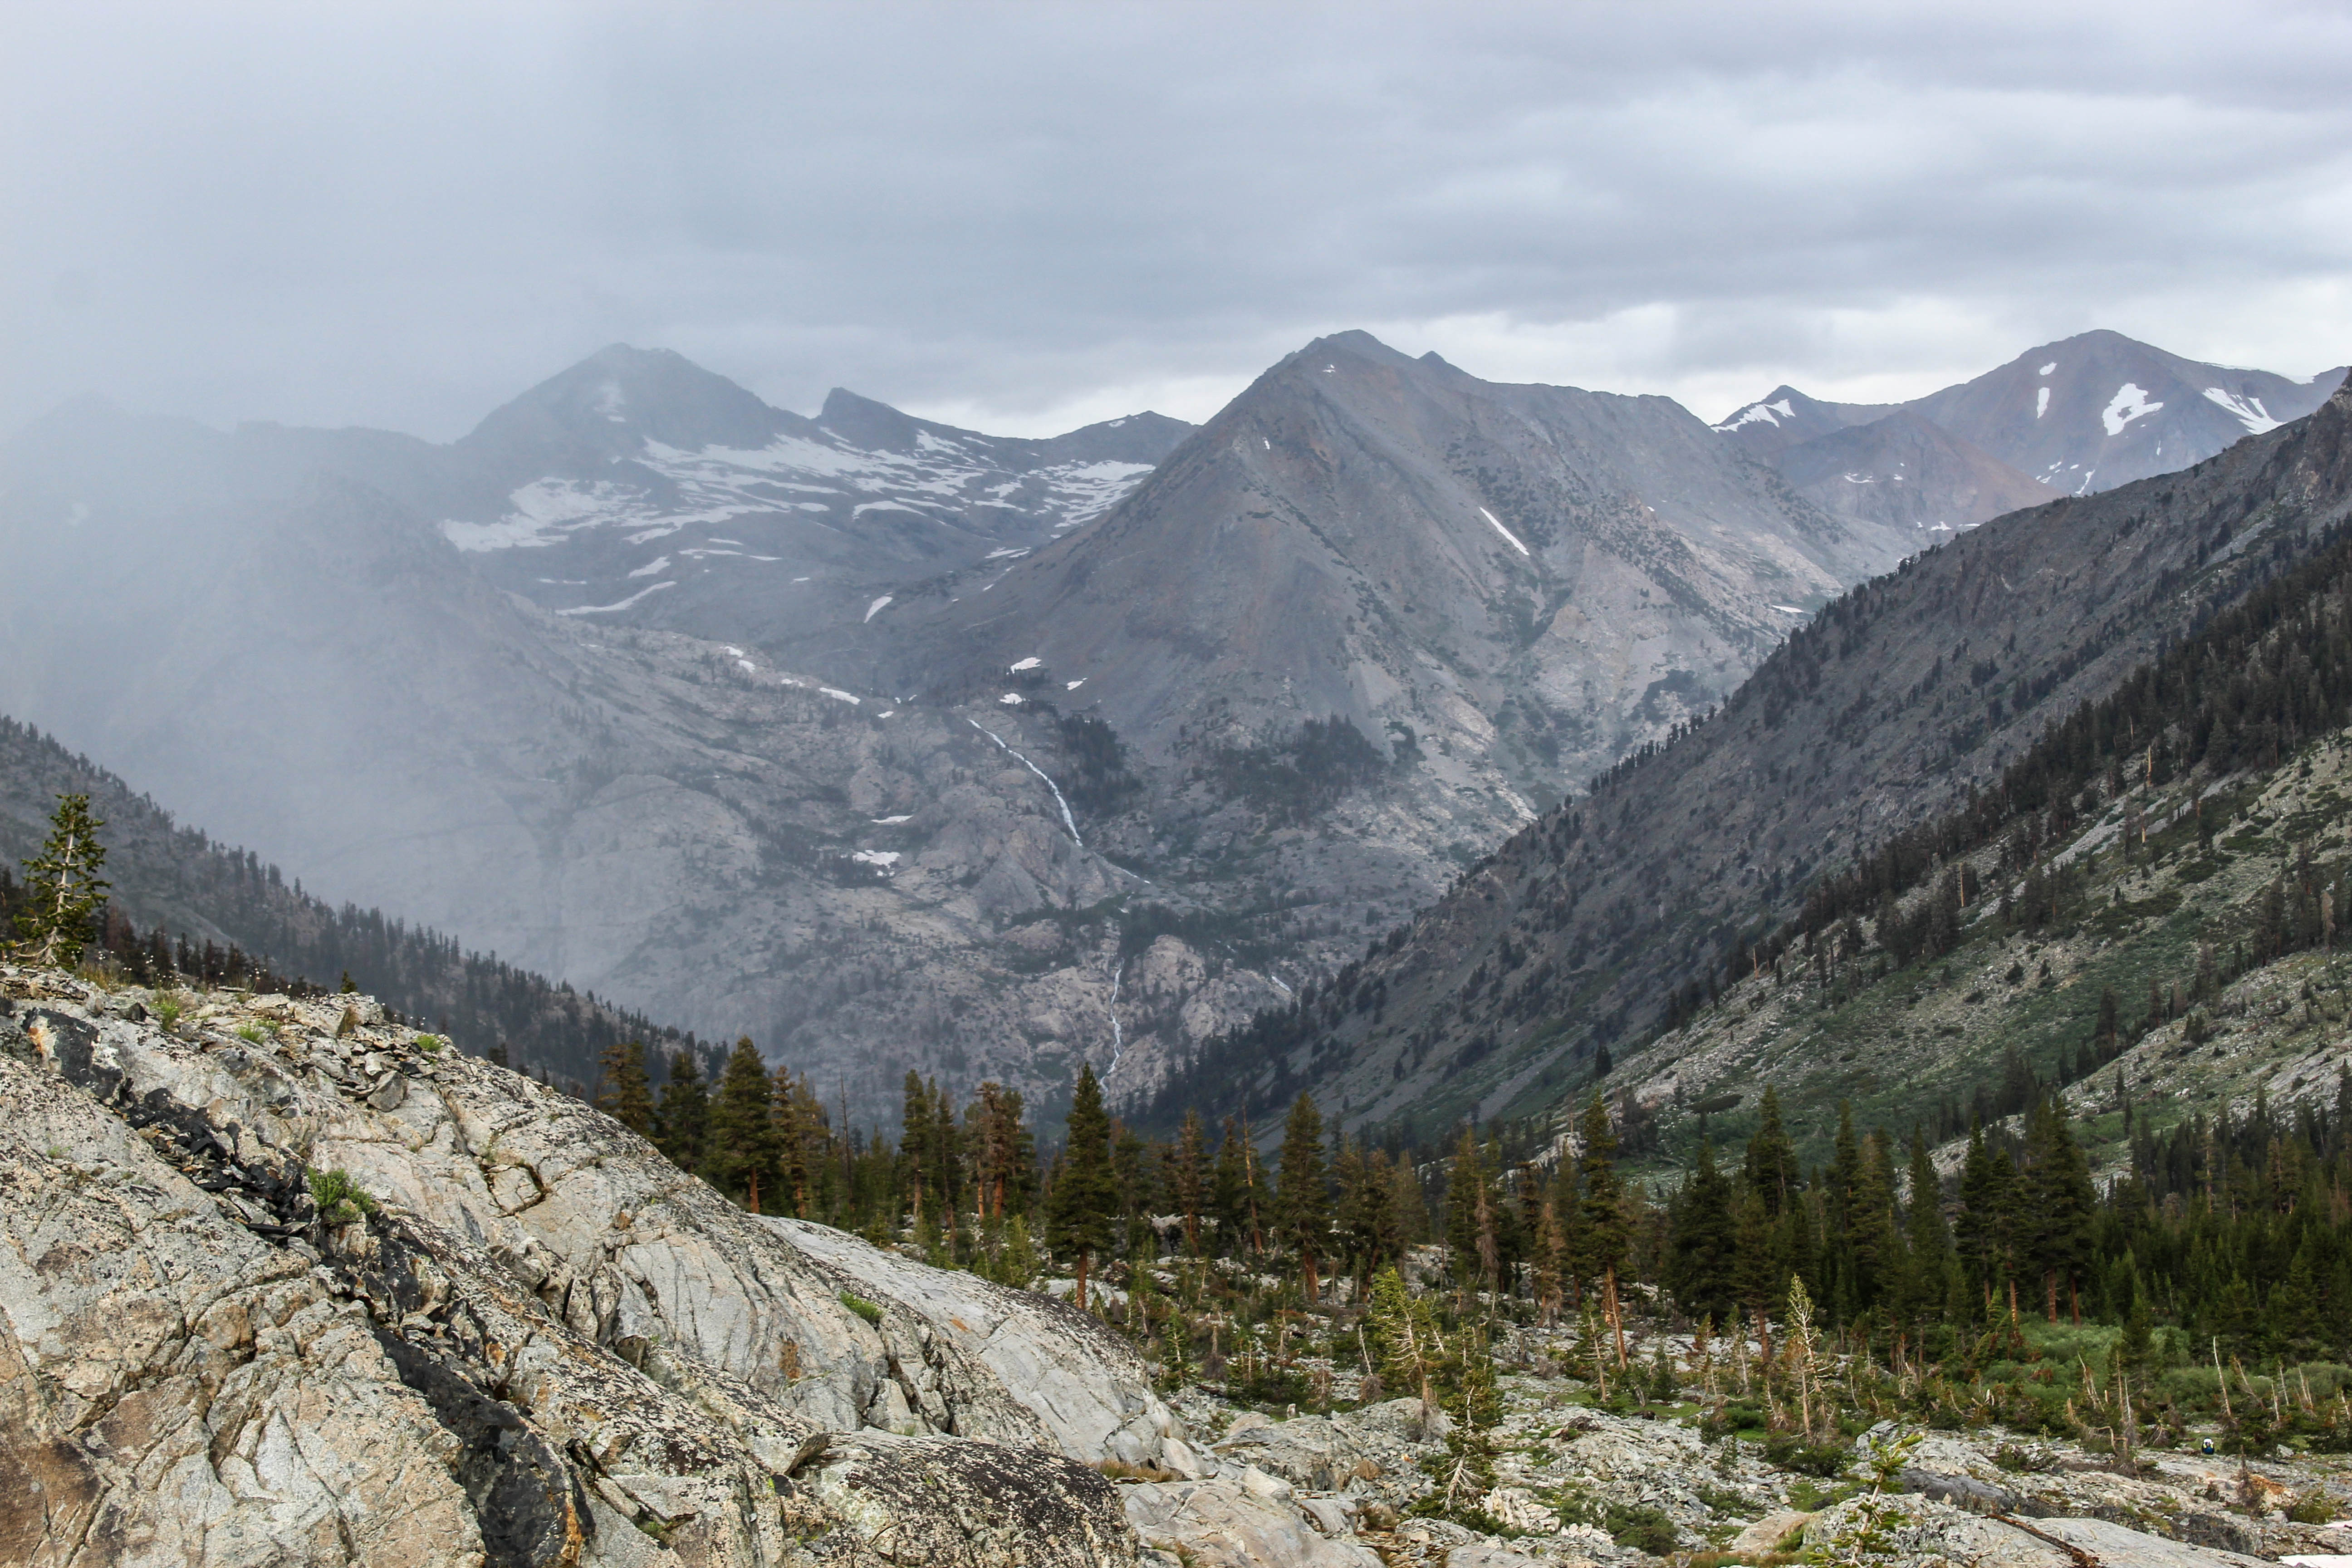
[
  {"xmin": 969, "ymin": 1082, "xmax": 1032, "ymax": 1221},
  {"xmin": 15, "ymin": 793, "xmax": 109, "ymax": 968},
  {"xmin": 1172, "ymin": 1108, "xmax": 1209, "ymax": 1254},
  {"xmin": 1275, "ymin": 1092, "xmax": 1330, "ymax": 1301},
  {"xmin": 2020, "ymin": 1094, "xmax": 2095, "ymax": 1321},
  {"xmin": 1670, "ymin": 1138, "xmax": 1739, "ymax": 1322},
  {"xmin": 1852, "ymin": 1126, "xmax": 1901, "ymax": 1312},
  {"xmin": 773, "ymin": 1067, "xmax": 811, "ymax": 1217},
  {"xmin": 1955, "ymin": 1118, "xmax": 2016, "ymax": 1315},
  {"xmin": 1574, "ymin": 1092, "xmax": 1629, "ymax": 1366},
  {"xmin": 656, "ymin": 1048, "xmax": 710, "ymax": 1175},
  {"xmin": 1341, "ymin": 1142, "xmax": 1401, "ymax": 1289},
  {"xmin": 1210, "ymin": 1116, "xmax": 1250, "ymax": 1255},
  {"xmin": 710, "ymin": 1037, "xmax": 782, "ymax": 1213},
  {"xmin": 1898, "ymin": 1127, "xmax": 1951, "ymax": 1331},
  {"xmin": 899, "ymin": 1070, "xmax": 934, "ymax": 1225},
  {"xmin": 1047, "ymin": 1063, "xmax": 1117, "ymax": 1308},
  {"xmin": 1744, "ymin": 1085, "xmax": 1799, "ymax": 1215},
  {"xmin": 594, "ymin": 1039, "xmax": 657, "ymax": 1138},
  {"xmin": 1366, "ymin": 1264, "xmax": 1442, "ymax": 1413},
  {"xmin": 1444, "ymin": 1125, "xmax": 1490, "ymax": 1291}
]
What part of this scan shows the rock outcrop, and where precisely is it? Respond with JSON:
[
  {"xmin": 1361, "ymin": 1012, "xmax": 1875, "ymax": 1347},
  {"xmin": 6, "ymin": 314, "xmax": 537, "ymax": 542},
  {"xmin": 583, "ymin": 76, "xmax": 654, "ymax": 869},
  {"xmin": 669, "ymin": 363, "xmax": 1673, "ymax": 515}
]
[{"xmin": 0, "ymin": 968, "xmax": 1149, "ymax": 1565}]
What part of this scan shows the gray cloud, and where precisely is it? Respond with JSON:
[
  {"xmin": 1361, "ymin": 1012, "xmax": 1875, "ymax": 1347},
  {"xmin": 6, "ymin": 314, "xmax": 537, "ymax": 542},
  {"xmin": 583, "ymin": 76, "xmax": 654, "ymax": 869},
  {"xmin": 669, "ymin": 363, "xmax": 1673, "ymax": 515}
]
[{"xmin": 6, "ymin": 1, "xmax": 2351, "ymax": 440}]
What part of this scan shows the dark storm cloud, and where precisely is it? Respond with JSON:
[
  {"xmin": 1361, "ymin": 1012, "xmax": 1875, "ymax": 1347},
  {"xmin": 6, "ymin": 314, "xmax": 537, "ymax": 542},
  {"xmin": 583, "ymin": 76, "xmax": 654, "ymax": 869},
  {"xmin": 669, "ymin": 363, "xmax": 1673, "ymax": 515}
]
[{"xmin": 5, "ymin": 2, "xmax": 2350, "ymax": 440}]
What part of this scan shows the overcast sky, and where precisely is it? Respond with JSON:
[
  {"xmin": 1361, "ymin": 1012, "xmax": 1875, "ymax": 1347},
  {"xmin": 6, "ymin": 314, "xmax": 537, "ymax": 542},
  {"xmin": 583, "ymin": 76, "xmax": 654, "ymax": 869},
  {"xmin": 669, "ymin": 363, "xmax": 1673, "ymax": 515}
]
[{"xmin": 7, "ymin": 2, "xmax": 2351, "ymax": 441}]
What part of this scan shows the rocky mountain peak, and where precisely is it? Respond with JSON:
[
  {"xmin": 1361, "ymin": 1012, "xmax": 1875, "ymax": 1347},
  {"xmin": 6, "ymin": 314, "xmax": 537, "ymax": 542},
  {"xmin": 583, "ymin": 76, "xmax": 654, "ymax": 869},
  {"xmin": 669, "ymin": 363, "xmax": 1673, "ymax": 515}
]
[
  {"xmin": 814, "ymin": 385, "xmax": 933, "ymax": 452},
  {"xmin": 456, "ymin": 342, "xmax": 808, "ymax": 475}
]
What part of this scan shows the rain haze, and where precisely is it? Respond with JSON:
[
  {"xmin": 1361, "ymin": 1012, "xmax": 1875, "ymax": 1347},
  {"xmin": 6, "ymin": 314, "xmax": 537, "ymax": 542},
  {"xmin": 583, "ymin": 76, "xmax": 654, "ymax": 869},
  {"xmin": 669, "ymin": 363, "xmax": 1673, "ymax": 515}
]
[{"xmin": 7, "ymin": 1, "xmax": 2352, "ymax": 439}]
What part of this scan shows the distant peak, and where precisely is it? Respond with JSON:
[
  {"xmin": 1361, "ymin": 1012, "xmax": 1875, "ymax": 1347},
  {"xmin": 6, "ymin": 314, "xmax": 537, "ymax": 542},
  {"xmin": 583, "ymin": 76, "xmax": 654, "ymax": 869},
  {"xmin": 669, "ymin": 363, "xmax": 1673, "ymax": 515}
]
[
  {"xmin": 1297, "ymin": 329, "xmax": 1415, "ymax": 365},
  {"xmin": 816, "ymin": 388, "xmax": 928, "ymax": 452},
  {"xmin": 818, "ymin": 387, "xmax": 901, "ymax": 420}
]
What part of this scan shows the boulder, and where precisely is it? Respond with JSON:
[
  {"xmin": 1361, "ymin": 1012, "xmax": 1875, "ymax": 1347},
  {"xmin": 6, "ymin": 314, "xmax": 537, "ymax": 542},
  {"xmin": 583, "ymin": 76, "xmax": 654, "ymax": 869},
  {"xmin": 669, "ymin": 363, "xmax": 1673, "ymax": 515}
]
[
  {"xmin": 769, "ymin": 1215, "xmax": 1171, "ymax": 1463},
  {"xmin": 1731, "ymin": 1509, "xmax": 1815, "ymax": 1553},
  {"xmin": 1214, "ymin": 1412, "xmax": 1371, "ymax": 1491},
  {"xmin": 1445, "ymin": 1545, "xmax": 1556, "ymax": 1568},
  {"xmin": 1802, "ymin": 1491, "xmax": 2277, "ymax": 1568},
  {"xmin": 1901, "ymin": 1466, "xmax": 2026, "ymax": 1515},
  {"xmin": 1122, "ymin": 1478, "xmax": 1383, "ymax": 1568}
]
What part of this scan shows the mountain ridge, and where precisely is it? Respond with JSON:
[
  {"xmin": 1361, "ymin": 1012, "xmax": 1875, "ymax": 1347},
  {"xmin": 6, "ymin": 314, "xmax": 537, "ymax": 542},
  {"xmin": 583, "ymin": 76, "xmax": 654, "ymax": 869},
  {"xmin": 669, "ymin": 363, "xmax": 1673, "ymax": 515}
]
[{"xmin": 1147, "ymin": 370, "xmax": 2352, "ymax": 1144}]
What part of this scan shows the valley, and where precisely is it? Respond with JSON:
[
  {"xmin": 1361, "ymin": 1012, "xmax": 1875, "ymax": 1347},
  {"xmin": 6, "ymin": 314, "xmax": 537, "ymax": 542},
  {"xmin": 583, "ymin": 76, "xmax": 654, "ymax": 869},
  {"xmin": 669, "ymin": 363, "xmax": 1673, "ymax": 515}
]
[{"xmin": 2, "ymin": 330, "xmax": 2342, "ymax": 1134}]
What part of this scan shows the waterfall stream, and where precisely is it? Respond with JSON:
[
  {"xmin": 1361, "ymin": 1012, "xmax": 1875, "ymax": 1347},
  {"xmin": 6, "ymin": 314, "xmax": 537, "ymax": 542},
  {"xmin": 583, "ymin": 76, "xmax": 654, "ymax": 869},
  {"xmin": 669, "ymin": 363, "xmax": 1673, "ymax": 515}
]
[{"xmin": 966, "ymin": 719, "xmax": 1083, "ymax": 847}]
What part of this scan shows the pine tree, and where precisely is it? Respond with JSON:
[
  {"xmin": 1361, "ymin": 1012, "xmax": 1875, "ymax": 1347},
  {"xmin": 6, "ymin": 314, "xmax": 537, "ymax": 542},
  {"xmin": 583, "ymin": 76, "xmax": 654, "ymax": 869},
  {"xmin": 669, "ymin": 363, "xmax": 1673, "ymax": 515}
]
[
  {"xmin": 1366, "ymin": 1264, "xmax": 1443, "ymax": 1413},
  {"xmin": 1275, "ymin": 1092, "xmax": 1330, "ymax": 1302},
  {"xmin": 1852, "ymin": 1126, "xmax": 1901, "ymax": 1313},
  {"xmin": 1172, "ymin": 1108, "xmax": 1209, "ymax": 1254},
  {"xmin": 1898, "ymin": 1127, "xmax": 1951, "ymax": 1330},
  {"xmin": 1444, "ymin": 1125, "xmax": 1492, "ymax": 1293},
  {"xmin": 1210, "ymin": 1116, "xmax": 1250, "ymax": 1257},
  {"xmin": 899, "ymin": 1070, "xmax": 934, "ymax": 1225},
  {"xmin": 1744, "ymin": 1085, "xmax": 1799, "ymax": 1215},
  {"xmin": 1670, "ymin": 1138, "xmax": 1739, "ymax": 1323},
  {"xmin": 656, "ymin": 1048, "xmax": 710, "ymax": 1175},
  {"xmin": 710, "ymin": 1037, "xmax": 783, "ymax": 1212},
  {"xmin": 1955, "ymin": 1119, "xmax": 2016, "ymax": 1316},
  {"xmin": 1047, "ymin": 1063, "xmax": 1117, "ymax": 1308},
  {"xmin": 2019, "ymin": 1094, "xmax": 2094, "ymax": 1322},
  {"xmin": 1574, "ymin": 1092, "xmax": 1629, "ymax": 1367},
  {"xmin": 1344, "ymin": 1143, "xmax": 1402, "ymax": 1290},
  {"xmin": 773, "ymin": 1068, "xmax": 811, "ymax": 1217},
  {"xmin": 969, "ymin": 1082, "xmax": 1032, "ymax": 1221},
  {"xmin": 594, "ymin": 1039, "xmax": 656, "ymax": 1138},
  {"xmin": 15, "ymin": 793, "xmax": 109, "ymax": 968}
]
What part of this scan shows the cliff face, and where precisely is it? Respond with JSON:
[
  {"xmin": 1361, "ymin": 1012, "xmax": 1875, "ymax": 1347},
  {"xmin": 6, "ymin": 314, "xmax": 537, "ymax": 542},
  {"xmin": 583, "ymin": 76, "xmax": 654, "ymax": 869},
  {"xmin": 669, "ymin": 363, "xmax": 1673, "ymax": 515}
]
[{"xmin": 0, "ymin": 965, "xmax": 1161, "ymax": 1566}]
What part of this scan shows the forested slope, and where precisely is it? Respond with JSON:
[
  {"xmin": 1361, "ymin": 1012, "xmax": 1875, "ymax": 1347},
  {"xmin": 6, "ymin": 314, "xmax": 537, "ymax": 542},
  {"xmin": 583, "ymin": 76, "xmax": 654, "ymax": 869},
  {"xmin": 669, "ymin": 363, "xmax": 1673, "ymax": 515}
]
[{"xmin": 0, "ymin": 715, "xmax": 702, "ymax": 1085}]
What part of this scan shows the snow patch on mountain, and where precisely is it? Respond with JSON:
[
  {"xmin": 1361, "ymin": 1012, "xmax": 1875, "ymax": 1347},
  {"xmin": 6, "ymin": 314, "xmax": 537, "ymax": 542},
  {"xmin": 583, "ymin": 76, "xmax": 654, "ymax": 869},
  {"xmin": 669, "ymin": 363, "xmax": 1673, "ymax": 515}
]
[
  {"xmin": 2101, "ymin": 383, "xmax": 2164, "ymax": 436},
  {"xmin": 555, "ymin": 580, "xmax": 677, "ymax": 616},
  {"xmin": 1477, "ymin": 506, "xmax": 1530, "ymax": 556},
  {"xmin": 2203, "ymin": 387, "xmax": 2283, "ymax": 435},
  {"xmin": 1713, "ymin": 398, "xmax": 1795, "ymax": 433}
]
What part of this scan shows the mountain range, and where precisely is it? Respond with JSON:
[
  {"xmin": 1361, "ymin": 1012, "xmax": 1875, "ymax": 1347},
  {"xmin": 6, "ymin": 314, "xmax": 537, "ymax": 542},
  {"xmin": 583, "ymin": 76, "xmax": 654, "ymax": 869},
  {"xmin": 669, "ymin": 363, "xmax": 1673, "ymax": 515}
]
[
  {"xmin": 2, "ymin": 327, "xmax": 2339, "ymax": 1129},
  {"xmin": 1151, "ymin": 368, "xmax": 2352, "ymax": 1145}
]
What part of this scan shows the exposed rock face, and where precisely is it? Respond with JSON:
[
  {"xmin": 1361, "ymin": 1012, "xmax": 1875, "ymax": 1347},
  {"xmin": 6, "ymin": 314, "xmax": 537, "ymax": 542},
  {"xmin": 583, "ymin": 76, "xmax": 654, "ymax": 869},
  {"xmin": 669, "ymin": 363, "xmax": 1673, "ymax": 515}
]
[{"xmin": 0, "ymin": 969, "xmax": 1148, "ymax": 1566}]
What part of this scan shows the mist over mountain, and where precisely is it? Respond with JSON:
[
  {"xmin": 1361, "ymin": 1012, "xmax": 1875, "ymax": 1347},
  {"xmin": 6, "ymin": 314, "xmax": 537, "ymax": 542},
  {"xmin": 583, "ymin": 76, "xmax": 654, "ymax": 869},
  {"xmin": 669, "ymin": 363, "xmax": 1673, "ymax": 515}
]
[{"xmin": 1, "ymin": 327, "xmax": 2328, "ymax": 1129}]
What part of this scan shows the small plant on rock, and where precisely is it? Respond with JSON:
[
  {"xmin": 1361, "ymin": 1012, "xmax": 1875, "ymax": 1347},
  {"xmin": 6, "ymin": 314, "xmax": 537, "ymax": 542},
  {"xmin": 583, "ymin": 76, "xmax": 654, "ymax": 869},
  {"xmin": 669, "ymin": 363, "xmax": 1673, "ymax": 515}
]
[
  {"xmin": 839, "ymin": 1291, "xmax": 884, "ymax": 1327},
  {"xmin": 307, "ymin": 1168, "xmax": 377, "ymax": 1225}
]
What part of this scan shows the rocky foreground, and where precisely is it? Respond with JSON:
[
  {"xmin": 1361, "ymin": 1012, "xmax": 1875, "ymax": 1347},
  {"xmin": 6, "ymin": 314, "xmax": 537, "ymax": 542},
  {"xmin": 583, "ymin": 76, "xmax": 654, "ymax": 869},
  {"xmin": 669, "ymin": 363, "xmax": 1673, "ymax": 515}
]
[{"xmin": 5, "ymin": 967, "xmax": 2350, "ymax": 1567}]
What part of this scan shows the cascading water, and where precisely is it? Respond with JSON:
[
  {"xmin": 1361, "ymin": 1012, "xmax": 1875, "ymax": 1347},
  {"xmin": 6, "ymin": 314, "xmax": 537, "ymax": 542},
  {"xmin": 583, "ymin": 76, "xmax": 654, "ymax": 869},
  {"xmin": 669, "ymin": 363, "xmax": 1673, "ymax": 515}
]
[
  {"xmin": 966, "ymin": 718, "xmax": 1083, "ymax": 847},
  {"xmin": 1106, "ymin": 959, "xmax": 1125, "ymax": 1077}
]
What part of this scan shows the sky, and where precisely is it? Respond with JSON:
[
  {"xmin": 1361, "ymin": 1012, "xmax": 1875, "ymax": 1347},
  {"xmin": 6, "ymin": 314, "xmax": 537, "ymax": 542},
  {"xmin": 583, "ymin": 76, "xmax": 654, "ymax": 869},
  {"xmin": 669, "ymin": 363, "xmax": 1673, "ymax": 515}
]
[{"xmin": 7, "ymin": 1, "xmax": 2352, "ymax": 442}]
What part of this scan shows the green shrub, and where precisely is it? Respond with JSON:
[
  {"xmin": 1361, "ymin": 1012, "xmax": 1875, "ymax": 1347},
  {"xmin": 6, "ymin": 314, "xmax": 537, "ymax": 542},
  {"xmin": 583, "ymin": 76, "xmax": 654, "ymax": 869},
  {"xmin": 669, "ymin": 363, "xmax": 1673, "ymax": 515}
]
[
  {"xmin": 1603, "ymin": 1502, "xmax": 1679, "ymax": 1555},
  {"xmin": 2288, "ymin": 1490, "xmax": 2340, "ymax": 1524},
  {"xmin": 152, "ymin": 996, "xmax": 183, "ymax": 1029},
  {"xmin": 1764, "ymin": 1433, "xmax": 1852, "ymax": 1477},
  {"xmin": 235, "ymin": 1023, "xmax": 267, "ymax": 1043},
  {"xmin": 307, "ymin": 1168, "xmax": 378, "ymax": 1224},
  {"xmin": 414, "ymin": 1034, "xmax": 444, "ymax": 1054},
  {"xmin": 839, "ymin": 1291, "xmax": 884, "ymax": 1327}
]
